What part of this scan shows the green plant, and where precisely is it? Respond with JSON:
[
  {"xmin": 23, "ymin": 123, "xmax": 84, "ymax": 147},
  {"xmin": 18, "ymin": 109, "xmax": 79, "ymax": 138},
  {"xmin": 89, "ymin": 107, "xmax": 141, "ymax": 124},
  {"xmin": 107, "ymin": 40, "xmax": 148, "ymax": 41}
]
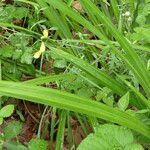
[
  {"xmin": 0, "ymin": 105, "xmax": 14, "ymax": 125},
  {"xmin": 0, "ymin": 0, "xmax": 150, "ymax": 149},
  {"xmin": 28, "ymin": 139, "xmax": 48, "ymax": 150},
  {"xmin": 77, "ymin": 124, "xmax": 144, "ymax": 150}
]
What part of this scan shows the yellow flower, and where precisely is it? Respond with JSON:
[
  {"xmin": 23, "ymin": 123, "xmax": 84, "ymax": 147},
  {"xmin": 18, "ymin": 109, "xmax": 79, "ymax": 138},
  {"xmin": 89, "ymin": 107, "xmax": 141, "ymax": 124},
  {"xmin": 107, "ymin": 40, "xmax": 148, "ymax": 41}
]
[
  {"xmin": 33, "ymin": 51, "xmax": 42, "ymax": 59},
  {"xmin": 33, "ymin": 29, "xmax": 48, "ymax": 59},
  {"xmin": 39, "ymin": 42, "xmax": 46, "ymax": 53},
  {"xmin": 41, "ymin": 29, "xmax": 48, "ymax": 39},
  {"xmin": 33, "ymin": 42, "xmax": 45, "ymax": 59},
  {"xmin": 43, "ymin": 29, "xmax": 48, "ymax": 38}
]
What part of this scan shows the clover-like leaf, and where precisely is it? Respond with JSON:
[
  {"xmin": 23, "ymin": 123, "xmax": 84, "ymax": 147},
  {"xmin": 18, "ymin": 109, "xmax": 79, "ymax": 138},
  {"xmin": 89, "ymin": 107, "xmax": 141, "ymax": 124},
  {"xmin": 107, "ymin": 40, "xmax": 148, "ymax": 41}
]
[
  {"xmin": 118, "ymin": 92, "xmax": 129, "ymax": 111},
  {"xmin": 28, "ymin": 139, "xmax": 48, "ymax": 150},
  {"xmin": 77, "ymin": 124, "xmax": 142, "ymax": 150},
  {"xmin": 0, "ymin": 105, "xmax": 14, "ymax": 118},
  {"xmin": 4, "ymin": 121, "xmax": 22, "ymax": 139}
]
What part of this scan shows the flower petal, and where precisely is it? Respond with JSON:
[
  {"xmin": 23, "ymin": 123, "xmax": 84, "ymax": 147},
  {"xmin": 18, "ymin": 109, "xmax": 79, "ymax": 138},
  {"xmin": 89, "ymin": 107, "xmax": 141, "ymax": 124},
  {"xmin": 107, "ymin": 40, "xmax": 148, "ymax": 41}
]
[
  {"xmin": 39, "ymin": 42, "xmax": 46, "ymax": 53},
  {"xmin": 43, "ymin": 29, "xmax": 48, "ymax": 38},
  {"xmin": 33, "ymin": 51, "xmax": 42, "ymax": 59}
]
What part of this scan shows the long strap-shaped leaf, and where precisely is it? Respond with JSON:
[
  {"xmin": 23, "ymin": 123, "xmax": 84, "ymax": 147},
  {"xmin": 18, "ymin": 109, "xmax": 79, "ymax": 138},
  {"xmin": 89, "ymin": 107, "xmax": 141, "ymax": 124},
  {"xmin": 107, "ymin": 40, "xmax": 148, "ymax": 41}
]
[
  {"xmin": 48, "ymin": 46, "xmax": 127, "ymax": 96},
  {"xmin": 24, "ymin": 74, "xmax": 75, "ymax": 85},
  {"xmin": 0, "ymin": 23, "xmax": 41, "ymax": 37},
  {"xmin": 79, "ymin": 0, "xmax": 150, "ymax": 97},
  {"xmin": 35, "ymin": 0, "xmax": 72, "ymax": 38},
  {"xmin": 0, "ymin": 81, "xmax": 150, "ymax": 138},
  {"xmin": 55, "ymin": 110, "xmax": 66, "ymax": 150},
  {"xmin": 47, "ymin": 0, "xmax": 150, "ymax": 98}
]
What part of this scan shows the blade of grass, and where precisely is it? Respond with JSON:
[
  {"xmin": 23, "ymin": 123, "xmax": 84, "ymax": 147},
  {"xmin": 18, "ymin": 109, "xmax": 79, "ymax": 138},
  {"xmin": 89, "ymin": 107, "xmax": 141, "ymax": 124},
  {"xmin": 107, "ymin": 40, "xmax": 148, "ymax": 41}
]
[
  {"xmin": 0, "ymin": 81, "xmax": 150, "ymax": 138},
  {"xmin": 35, "ymin": 0, "xmax": 72, "ymax": 38},
  {"xmin": 47, "ymin": 0, "xmax": 106, "ymax": 40},
  {"xmin": 24, "ymin": 74, "xmax": 76, "ymax": 85},
  {"xmin": 14, "ymin": 0, "xmax": 40, "ymax": 9},
  {"xmin": 67, "ymin": 112, "xmax": 75, "ymax": 149},
  {"xmin": 48, "ymin": 47, "xmax": 148, "ymax": 108},
  {"xmin": 76, "ymin": 114, "xmax": 89, "ymax": 135},
  {"xmin": 118, "ymin": 76, "xmax": 150, "ymax": 109},
  {"xmin": 55, "ymin": 110, "xmax": 66, "ymax": 150},
  {"xmin": 110, "ymin": 0, "xmax": 120, "ymax": 22},
  {"xmin": 50, "ymin": 107, "xmax": 57, "ymax": 150},
  {"xmin": 79, "ymin": 0, "xmax": 150, "ymax": 97},
  {"xmin": 47, "ymin": 0, "xmax": 150, "ymax": 98},
  {"xmin": 0, "ymin": 23, "xmax": 41, "ymax": 37},
  {"xmin": 48, "ymin": 46, "xmax": 127, "ymax": 96},
  {"xmin": 50, "ymin": 39, "xmax": 150, "ymax": 52}
]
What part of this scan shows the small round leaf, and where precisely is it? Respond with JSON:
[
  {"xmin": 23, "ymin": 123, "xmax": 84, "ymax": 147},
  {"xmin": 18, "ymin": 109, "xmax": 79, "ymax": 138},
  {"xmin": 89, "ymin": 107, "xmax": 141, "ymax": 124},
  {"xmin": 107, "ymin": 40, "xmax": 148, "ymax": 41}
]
[{"xmin": 0, "ymin": 105, "xmax": 14, "ymax": 118}]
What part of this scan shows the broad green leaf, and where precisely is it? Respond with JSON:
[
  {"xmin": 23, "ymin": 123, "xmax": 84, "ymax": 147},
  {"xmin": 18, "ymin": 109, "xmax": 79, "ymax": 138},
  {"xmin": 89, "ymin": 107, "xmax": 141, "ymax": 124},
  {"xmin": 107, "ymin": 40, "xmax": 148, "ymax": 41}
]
[
  {"xmin": 3, "ymin": 142, "xmax": 27, "ymax": 150},
  {"xmin": 21, "ymin": 48, "xmax": 33, "ymax": 64},
  {"xmin": 77, "ymin": 124, "xmax": 140, "ymax": 150},
  {"xmin": 53, "ymin": 59, "xmax": 67, "ymax": 68},
  {"xmin": 136, "ymin": 2, "xmax": 150, "ymax": 26},
  {"xmin": 0, "ymin": 117, "xmax": 3, "ymax": 125},
  {"xmin": 13, "ymin": 7, "xmax": 29, "ymax": 19},
  {"xmin": 131, "ymin": 27, "xmax": 150, "ymax": 44},
  {"xmin": 0, "ymin": 105, "xmax": 14, "ymax": 118},
  {"xmin": 0, "ymin": 45, "xmax": 14, "ymax": 58},
  {"xmin": 76, "ymin": 87, "xmax": 94, "ymax": 98},
  {"xmin": 0, "ymin": 81, "xmax": 150, "ymax": 138},
  {"xmin": 96, "ymin": 88, "xmax": 114, "ymax": 107},
  {"xmin": 4, "ymin": 121, "xmax": 22, "ymax": 139},
  {"xmin": 118, "ymin": 92, "xmax": 130, "ymax": 111},
  {"xmin": 28, "ymin": 139, "xmax": 48, "ymax": 150},
  {"xmin": 124, "ymin": 144, "xmax": 144, "ymax": 150},
  {"xmin": 118, "ymin": 76, "xmax": 150, "ymax": 109}
]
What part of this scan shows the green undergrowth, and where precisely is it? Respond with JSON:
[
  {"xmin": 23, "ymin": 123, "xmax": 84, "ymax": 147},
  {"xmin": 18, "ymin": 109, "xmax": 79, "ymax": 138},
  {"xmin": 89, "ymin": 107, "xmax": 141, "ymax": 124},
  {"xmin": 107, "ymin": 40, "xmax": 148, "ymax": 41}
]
[{"xmin": 0, "ymin": 0, "xmax": 150, "ymax": 150}]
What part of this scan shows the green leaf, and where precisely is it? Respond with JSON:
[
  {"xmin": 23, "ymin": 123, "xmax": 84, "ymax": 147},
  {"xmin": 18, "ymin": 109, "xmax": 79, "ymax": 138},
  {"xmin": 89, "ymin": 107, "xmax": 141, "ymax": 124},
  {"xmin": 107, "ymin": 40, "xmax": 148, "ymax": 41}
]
[
  {"xmin": 0, "ymin": 45, "xmax": 14, "ymax": 58},
  {"xmin": 21, "ymin": 48, "xmax": 33, "ymax": 64},
  {"xmin": 124, "ymin": 144, "xmax": 144, "ymax": 150},
  {"xmin": 0, "ymin": 105, "xmax": 14, "ymax": 118},
  {"xmin": 118, "ymin": 92, "xmax": 130, "ymax": 111},
  {"xmin": 4, "ymin": 121, "xmax": 22, "ymax": 139},
  {"xmin": 55, "ymin": 111, "xmax": 66, "ymax": 150},
  {"xmin": 47, "ymin": 0, "xmax": 150, "ymax": 98},
  {"xmin": 16, "ymin": 110, "xmax": 25, "ymax": 122},
  {"xmin": 13, "ymin": 7, "xmax": 29, "ymax": 19},
  {"xmin": 0, "ymin": 117, "xmax": 3, "ymax": 125},
  {"xmin": 0, "ymin": 5, "xmax": 15, "ymax": 22},
  {"xmin": 147, "ymin": 59, "xmax": 150, "ymax": 70},
  {"xmin": 12, "ymin": 49, "xmax": 22, "ymax": 60},
  {"xmin": 77, "ymin": 124, "xmax": 141, "ymax": 150},
  {"xmin": 76, "ymin": 87, "xmax": 95, "ymax": 98},
  {"xmin": 35, "ymin": 0, "xmax": 72, "ymax": 38},
  {"xmin": 136, "ymin": 2, "xmax": 150, "ymax": 26},
  {"xmin": 131, "ymin": 27, "xmax": 150, "ymax": 44},
  {"xmin": 96, "ymin": 88, "xmax": 114, "ymax": 107},
  {"xmin": 3, "ymin": 142, "xmax": 27, "ymax": 150},
  {"xmin": 24, "ymin": 74, "xmax": 75, "ymax": 85},
  {"xmin": 0, "ymin": 23, "xmax": 41, "ymax": 37},
  {"xmin": 53, "ymin": 59, "xmax": 67, "ymax": 68},
  {"xmin": 49, "ymin": 47, "xmax": 127, "ymax": 96},
  {"xmin": 0, "ymin": 81, "xmax": 150, "ymax": 138},
  {"xmin": 28, "ymin": 139, "xmax": 48, "ymax": 150}
]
